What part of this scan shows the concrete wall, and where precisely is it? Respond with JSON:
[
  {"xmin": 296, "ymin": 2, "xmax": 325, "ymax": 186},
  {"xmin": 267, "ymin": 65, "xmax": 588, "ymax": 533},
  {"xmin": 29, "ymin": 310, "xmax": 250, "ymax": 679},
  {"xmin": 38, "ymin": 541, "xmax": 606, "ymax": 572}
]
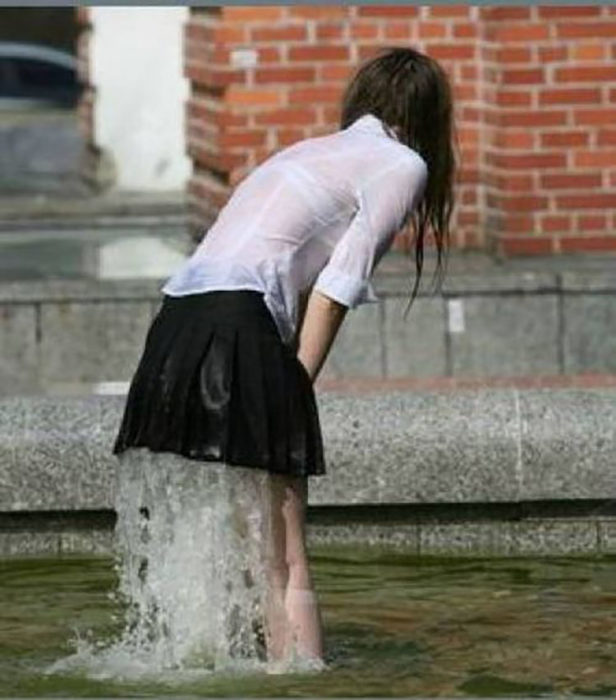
[
  {"xmin": 1, "ymin": 390, "xmax": 614, "ymax": 557},
  {"xmin": 1, "ymin": 265, "xmax": 615, "ymax": 397},
  {"xmin": 89, "ymin": 6, "xmax": 191, "ymax": 190}
]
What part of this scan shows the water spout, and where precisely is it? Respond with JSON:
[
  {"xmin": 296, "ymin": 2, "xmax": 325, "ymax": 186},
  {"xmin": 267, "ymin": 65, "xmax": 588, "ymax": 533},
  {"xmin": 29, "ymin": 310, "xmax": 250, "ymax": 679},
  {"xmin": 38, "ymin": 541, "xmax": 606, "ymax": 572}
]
[{"xmin": 112, "ymin": 449, "xmax": 271, "ymax": 672}]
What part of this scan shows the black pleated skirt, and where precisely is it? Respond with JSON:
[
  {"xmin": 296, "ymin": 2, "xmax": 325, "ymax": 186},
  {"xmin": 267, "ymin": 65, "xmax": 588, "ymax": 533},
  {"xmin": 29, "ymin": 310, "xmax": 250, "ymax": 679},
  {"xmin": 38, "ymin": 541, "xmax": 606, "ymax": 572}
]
[{"xmin": 112, "ymin": 289, "xmax": 326, "ymax": 477}]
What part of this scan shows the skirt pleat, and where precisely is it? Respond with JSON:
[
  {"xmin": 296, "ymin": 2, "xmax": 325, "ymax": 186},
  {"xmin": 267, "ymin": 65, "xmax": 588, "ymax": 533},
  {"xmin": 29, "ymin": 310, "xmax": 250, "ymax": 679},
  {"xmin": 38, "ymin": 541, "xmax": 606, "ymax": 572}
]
[{"xmin": 112, "ymin": 290, "xmax": 326, "ymax": 477}]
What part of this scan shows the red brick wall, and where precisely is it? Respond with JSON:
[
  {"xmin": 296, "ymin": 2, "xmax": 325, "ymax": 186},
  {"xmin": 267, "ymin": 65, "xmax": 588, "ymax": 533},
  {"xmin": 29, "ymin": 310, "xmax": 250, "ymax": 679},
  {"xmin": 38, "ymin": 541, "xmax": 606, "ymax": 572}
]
[
  {"xmin": 184, "ymin": 5, "xmax": 616, "ymax": 255},
  {"xmin": 481, "ymin": 5, "xmax": 616, "ymax": 255}
]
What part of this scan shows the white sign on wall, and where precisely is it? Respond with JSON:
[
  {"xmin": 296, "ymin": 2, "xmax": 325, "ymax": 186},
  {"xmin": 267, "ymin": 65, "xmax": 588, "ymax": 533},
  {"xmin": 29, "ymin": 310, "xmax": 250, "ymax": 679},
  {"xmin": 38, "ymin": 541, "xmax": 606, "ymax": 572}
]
[
  {"xmin": 230, "ymin": 49, "xmax": 258, "ymax": 68},
  {"xmin": 447, "ymin": 298, "xmax": 466, "ymax": 334}
]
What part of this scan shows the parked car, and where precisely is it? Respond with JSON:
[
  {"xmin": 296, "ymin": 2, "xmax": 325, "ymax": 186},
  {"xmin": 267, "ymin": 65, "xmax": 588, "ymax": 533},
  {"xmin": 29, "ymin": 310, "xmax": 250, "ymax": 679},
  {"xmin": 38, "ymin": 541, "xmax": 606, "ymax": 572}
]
[{"xmin": 0, "ymin": 41, "xmax": 83, "ymax": 109}]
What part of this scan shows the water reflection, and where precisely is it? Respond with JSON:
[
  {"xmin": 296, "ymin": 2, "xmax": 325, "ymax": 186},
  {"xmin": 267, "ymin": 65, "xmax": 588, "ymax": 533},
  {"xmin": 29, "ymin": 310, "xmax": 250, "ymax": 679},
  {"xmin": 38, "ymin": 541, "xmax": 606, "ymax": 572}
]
[
  {"xmin": 1, "ymin": 543, "xmax": 615, "ymax": 696},
  {"xmin": 0, "ymin": 226, "xmax": 190, "ymax": 281}
]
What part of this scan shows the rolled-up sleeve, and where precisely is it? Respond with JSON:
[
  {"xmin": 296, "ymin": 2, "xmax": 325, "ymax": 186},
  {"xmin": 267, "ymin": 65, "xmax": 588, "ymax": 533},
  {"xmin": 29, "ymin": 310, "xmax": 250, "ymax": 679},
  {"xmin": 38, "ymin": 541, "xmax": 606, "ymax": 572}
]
[{"xmin": 312, "ymin": 155, "xmax": 428, "ymax": 309}]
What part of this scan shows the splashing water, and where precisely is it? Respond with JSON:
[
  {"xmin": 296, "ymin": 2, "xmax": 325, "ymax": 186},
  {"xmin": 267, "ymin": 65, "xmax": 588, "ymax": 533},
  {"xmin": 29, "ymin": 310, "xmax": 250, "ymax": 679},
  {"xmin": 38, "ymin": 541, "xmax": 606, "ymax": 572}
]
[{"xmin": 46, "ymin": 449, "xmax": 325, "ymax": 680}]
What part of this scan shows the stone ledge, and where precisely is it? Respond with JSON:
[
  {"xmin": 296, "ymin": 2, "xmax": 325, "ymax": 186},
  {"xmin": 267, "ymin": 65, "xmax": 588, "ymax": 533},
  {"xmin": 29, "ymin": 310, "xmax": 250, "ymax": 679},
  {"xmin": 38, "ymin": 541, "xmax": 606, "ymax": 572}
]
[
  {"xmin": 1, "ymin": 389, "xmax": 614, "ymax": 513},
  {"xmin": 0, "ymin": 190, "xmax": 188, "ymax": 224},
  {"xmin": 3, "ymin": 518, "xmax": 615, "ymax": 558}
]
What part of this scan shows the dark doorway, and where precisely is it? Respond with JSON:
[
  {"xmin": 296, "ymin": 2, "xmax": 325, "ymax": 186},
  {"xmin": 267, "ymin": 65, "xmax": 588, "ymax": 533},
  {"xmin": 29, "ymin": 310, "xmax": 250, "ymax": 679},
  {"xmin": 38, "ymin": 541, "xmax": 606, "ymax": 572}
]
[{"xmin": 0, "ymin": 7, "xmax": 78, "ymax": 54}]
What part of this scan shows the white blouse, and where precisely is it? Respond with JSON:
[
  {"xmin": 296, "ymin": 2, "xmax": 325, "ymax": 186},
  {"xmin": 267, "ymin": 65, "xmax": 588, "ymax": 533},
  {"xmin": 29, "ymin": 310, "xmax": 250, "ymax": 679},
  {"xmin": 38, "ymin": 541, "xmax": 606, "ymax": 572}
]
[{"xmin": 161, "ymin": 112, "xmax": 429, "ymax": 350}]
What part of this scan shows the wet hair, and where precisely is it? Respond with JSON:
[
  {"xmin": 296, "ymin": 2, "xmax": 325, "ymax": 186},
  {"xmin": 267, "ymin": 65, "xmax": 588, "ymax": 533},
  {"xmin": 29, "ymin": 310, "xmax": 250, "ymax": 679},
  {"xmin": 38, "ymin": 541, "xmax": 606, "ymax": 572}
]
[{"xmin": 339, "ymin": 45, "xmax": 457, "ymax": 314}]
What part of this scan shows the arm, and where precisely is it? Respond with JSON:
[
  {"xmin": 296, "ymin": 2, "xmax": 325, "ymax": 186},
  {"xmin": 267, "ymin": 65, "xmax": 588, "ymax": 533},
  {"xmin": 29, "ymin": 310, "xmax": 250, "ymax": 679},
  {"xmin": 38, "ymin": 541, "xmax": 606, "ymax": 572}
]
[
  {"xmin": 296, "ymin": 155, "xmax": 428, "ymax": 382},
  {"xmin": 296, "ymin": 289, "xmax": 348, "ymax": 382}
]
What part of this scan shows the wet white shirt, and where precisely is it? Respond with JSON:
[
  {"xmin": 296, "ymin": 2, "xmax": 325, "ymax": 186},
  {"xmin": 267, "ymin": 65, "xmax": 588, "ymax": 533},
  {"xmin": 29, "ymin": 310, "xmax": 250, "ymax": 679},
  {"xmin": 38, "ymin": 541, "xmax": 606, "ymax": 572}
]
[{"xmin": 161, "ymin": 112, "xmax": 428, "ymax": 349}]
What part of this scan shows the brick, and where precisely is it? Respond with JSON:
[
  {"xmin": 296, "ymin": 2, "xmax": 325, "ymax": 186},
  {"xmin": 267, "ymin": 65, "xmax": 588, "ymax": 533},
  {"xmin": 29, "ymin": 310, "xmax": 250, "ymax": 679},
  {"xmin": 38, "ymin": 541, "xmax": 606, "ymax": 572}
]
[
  {"xmin": 254, "ymin": 67, "xmax": 316, "ymax": 84},
  {"xmin": 540, "ymin": 131, "xmax": 589, "ymax": 148},
  {"xmin": 495, "ymin": 47, "xmax": 533, "ymax": 63},
  {"xmin": 501, "ymin": 111, "xmax": 568, "ymax": 128},
  {"xmin": 276, "ymin": 129, "xmax": 305, "ymax": 147},
  {"xmin": 540, "ymin": 215, "xmax": 573, "ymax": 233},
  {"xmin": 457, "ymin": 126, "xmax": 480, "ymax": 145},
  {"xmin": 461, "ymin": 189, "xmax": 478, "ymax": 204},
  {"xmin": 556, "ymin": 66, "xmax": 616, "ymax": 82},
  {"xmin": 500, "ymin": 214, "xmax": 536, "ymax": 233},
  {"xmin": 185, "ymin": 65, "xmax": 246, "ymax": 88},
  {"xmin": 219, "ymin": 130, "xmax": 268, "ymax": 148},
  {"xmin": 357, "ymin": 5, "xmax": 419, "ymax": 16},
  {"xmin": 223, "ymin": 6, "xmax": 284, "ymax": 21},
  {"xmin": 499, "ymin": 195, "xmax": 550, "ymax": 212},
  {"xmin": 597, "ymin": 130, "xmax": 616, "ymax": 146},
  {"xmin": 288, "ymin": 45, "xmax": 350, "ymax": 62},
  {"xmin": 495, "ymin": 91, "xmax": 533, "ymax": 107},
  {"xmin": 254, "ymin": 107, "xmax": 317, "ymax": 126},
  {"xmin": 185, "ymin": 23, "xmax": 214, "ymax": 42},
  {"xmin": 288, "ymin": 6, "xmax": 349, "ymax": 19},
  {"xmin": 384, "ymin": 22, "xmax": 413, "ymax": 40},
  {"xmin": 540, "ymin": 173, "xmax": 602, "ymax": 189},
  {"xmin": 488, "ymin": 173, "xmax": 535, "ymax": 192},
  {"xmin": 556, "ymin": 22, "xmax": 616, "ymax": 39},
  {"xmin": 428, "ymin": 5, "xmax": 470, "ymax": 17},
  {"xmin": 350, "ymin": 23, "xmax": 379, "ymax": 39},
  {"xmin": 502, "ymin": 68, "xmax": 545, "ymax": 85},
  {"xmin": 555, "ymin": 193, "xmax": 616, "ymax": 209},
  {"xmin": 215, "ymin": 25, "xmax": 247, "ymax": 43},
  {"xmin": 288, "ymin": 86, "xmax": 341, "ymax": 104},
  {"xmin": 316, "ymin": 23, "xmax": 345, "ymax": 40},
  {"xmin": 458, "ymin": 211, "xmax": 479, "ymax": 226},
  {"xmin": 357, "ymin": 45, "xmax": 385, "ymax": 61},
  {"xmin": 539, "ymin": 88, "xmax": 602, "ymax": 105},
  {"xmin": 538, "ymin": 46, "xmax": 568, "ymax": 62},
  {"xmin": 572, "ymin": 44, "xmax": 606, "ymax": 61},
  {"xmin": 574, "ymin": 151, "xmax": 616, "ymax": 168},
  {"xmin": 483, "ymin": 6, "xmax": 531, "ymax": 20},
  {"xmin": 226, "ymin": 88, "xmax": 281, "ymax": 106},
  {"xmin": 255, "ymin": 47, "xmax": 281, "ymax": 63},
  {"xmin": 560, "ymin": 236, "xmax": 616, "ymax": 252},
  {"xmin": 574, "ymin": 109, "xmax": 616, "ymax": 126},
  {"xmin": 452, "ymin": 23, "xmax": 478, "ymax": 39},
  {"xmin": 428, "ymin": 44, "xmax": 476, "ymax": 61},
  {"xmin": 416, "ymin": 22, "xmax": 447, "ymax": 38},
  {"xmin": 537, "ymin": 6, "xmax": 601, "ymax": 18},
  {"xmin": 454, "ymin": 84, "xmax": 477, "ymax": 101},
  {"xmin": 489, "ymin": 152, "xmax": 567, "ymax": 169},
  {"xmin": 321, "ymin": 64, "xmax": 354, "ymax": 81},
  {"xmin": 322, "ymin": 105, "xmax": 342, "ymax": 123},
  {"xmin": 460, "ymin": 64, "xmax": 478, "ymax": 81},
  {"xmin": 495, "ymin": 131, "xmax": 535, "ymax": 149},
  {"xmin": 577, "ymin": 214, "xmax": 608, "ymax": 229},
  {"xmin": 190, "ymin": 145, "xmax": 247, "ymax": 172},
  {"xmin": 499, "ymin": 236, "xmax": 554, "ymax": 255},
  {"xmin": 250, "ymin": 25, "xmax": 307, "ymax": 42},
  {"xmin": 489, "ymin": 24, "xmax": 550, "ymax": 42}
]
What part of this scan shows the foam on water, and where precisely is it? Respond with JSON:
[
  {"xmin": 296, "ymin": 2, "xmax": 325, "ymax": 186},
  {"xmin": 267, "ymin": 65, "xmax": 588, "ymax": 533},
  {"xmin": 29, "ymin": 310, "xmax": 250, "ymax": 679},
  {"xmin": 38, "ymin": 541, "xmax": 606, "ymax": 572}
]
[{"xmin": 45, "ymin": 449, "xmax": 326, "ymax": 680}]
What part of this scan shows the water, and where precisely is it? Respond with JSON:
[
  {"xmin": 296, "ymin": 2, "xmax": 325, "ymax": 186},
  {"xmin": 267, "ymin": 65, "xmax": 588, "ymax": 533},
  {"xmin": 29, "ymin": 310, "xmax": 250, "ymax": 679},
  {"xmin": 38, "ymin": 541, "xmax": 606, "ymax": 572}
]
[
  {"xmin": 0, "ymin": 224, "xmax": 189, "ymax": 282},
  {"xmin": 1, "ymin": 543, "xmax": 615, "ymax": 695},
  {"xmin": 62, "ymin": 449, "xmax": 324, "ymax": 678}
]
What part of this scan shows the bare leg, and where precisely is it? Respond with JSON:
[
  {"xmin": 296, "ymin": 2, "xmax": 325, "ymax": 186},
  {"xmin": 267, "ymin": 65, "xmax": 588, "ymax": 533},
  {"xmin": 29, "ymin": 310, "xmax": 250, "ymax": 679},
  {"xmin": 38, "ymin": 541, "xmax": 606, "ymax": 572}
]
[{"xmin": 264, "ymin": 472, "xmax": 324, "ymax": 662}]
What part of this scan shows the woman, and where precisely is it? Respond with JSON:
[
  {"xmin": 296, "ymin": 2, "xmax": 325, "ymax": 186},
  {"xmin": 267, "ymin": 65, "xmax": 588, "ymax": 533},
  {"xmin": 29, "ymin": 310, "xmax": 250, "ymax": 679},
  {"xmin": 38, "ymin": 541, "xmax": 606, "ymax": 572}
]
[{"xmin": 112, "ymin": 45, "xmax": 456, "ymax": 667}]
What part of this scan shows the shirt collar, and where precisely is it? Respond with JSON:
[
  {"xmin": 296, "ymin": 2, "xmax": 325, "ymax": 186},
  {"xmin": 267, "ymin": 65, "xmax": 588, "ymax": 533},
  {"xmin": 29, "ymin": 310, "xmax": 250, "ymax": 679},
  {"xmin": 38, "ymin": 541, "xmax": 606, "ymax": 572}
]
[{"xmin": 346, "ymin": 113, "xmax": 401, "ymax": 143}]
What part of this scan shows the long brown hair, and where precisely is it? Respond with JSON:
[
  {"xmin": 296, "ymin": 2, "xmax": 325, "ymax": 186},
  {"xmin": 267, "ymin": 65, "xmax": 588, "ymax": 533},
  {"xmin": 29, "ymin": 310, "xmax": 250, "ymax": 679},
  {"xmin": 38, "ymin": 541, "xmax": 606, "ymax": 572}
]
[{"xmin": 339, "ymin": 46, "xmax": 457, "ymax": 314}]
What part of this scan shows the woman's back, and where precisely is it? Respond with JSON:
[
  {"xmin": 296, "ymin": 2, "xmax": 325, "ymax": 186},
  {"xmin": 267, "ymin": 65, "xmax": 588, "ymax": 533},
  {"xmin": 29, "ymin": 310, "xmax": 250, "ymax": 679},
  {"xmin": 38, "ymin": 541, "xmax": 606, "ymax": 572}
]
[{"xmin": 161, "ymin": 113, "xmax": 428, "ymax": 347}]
